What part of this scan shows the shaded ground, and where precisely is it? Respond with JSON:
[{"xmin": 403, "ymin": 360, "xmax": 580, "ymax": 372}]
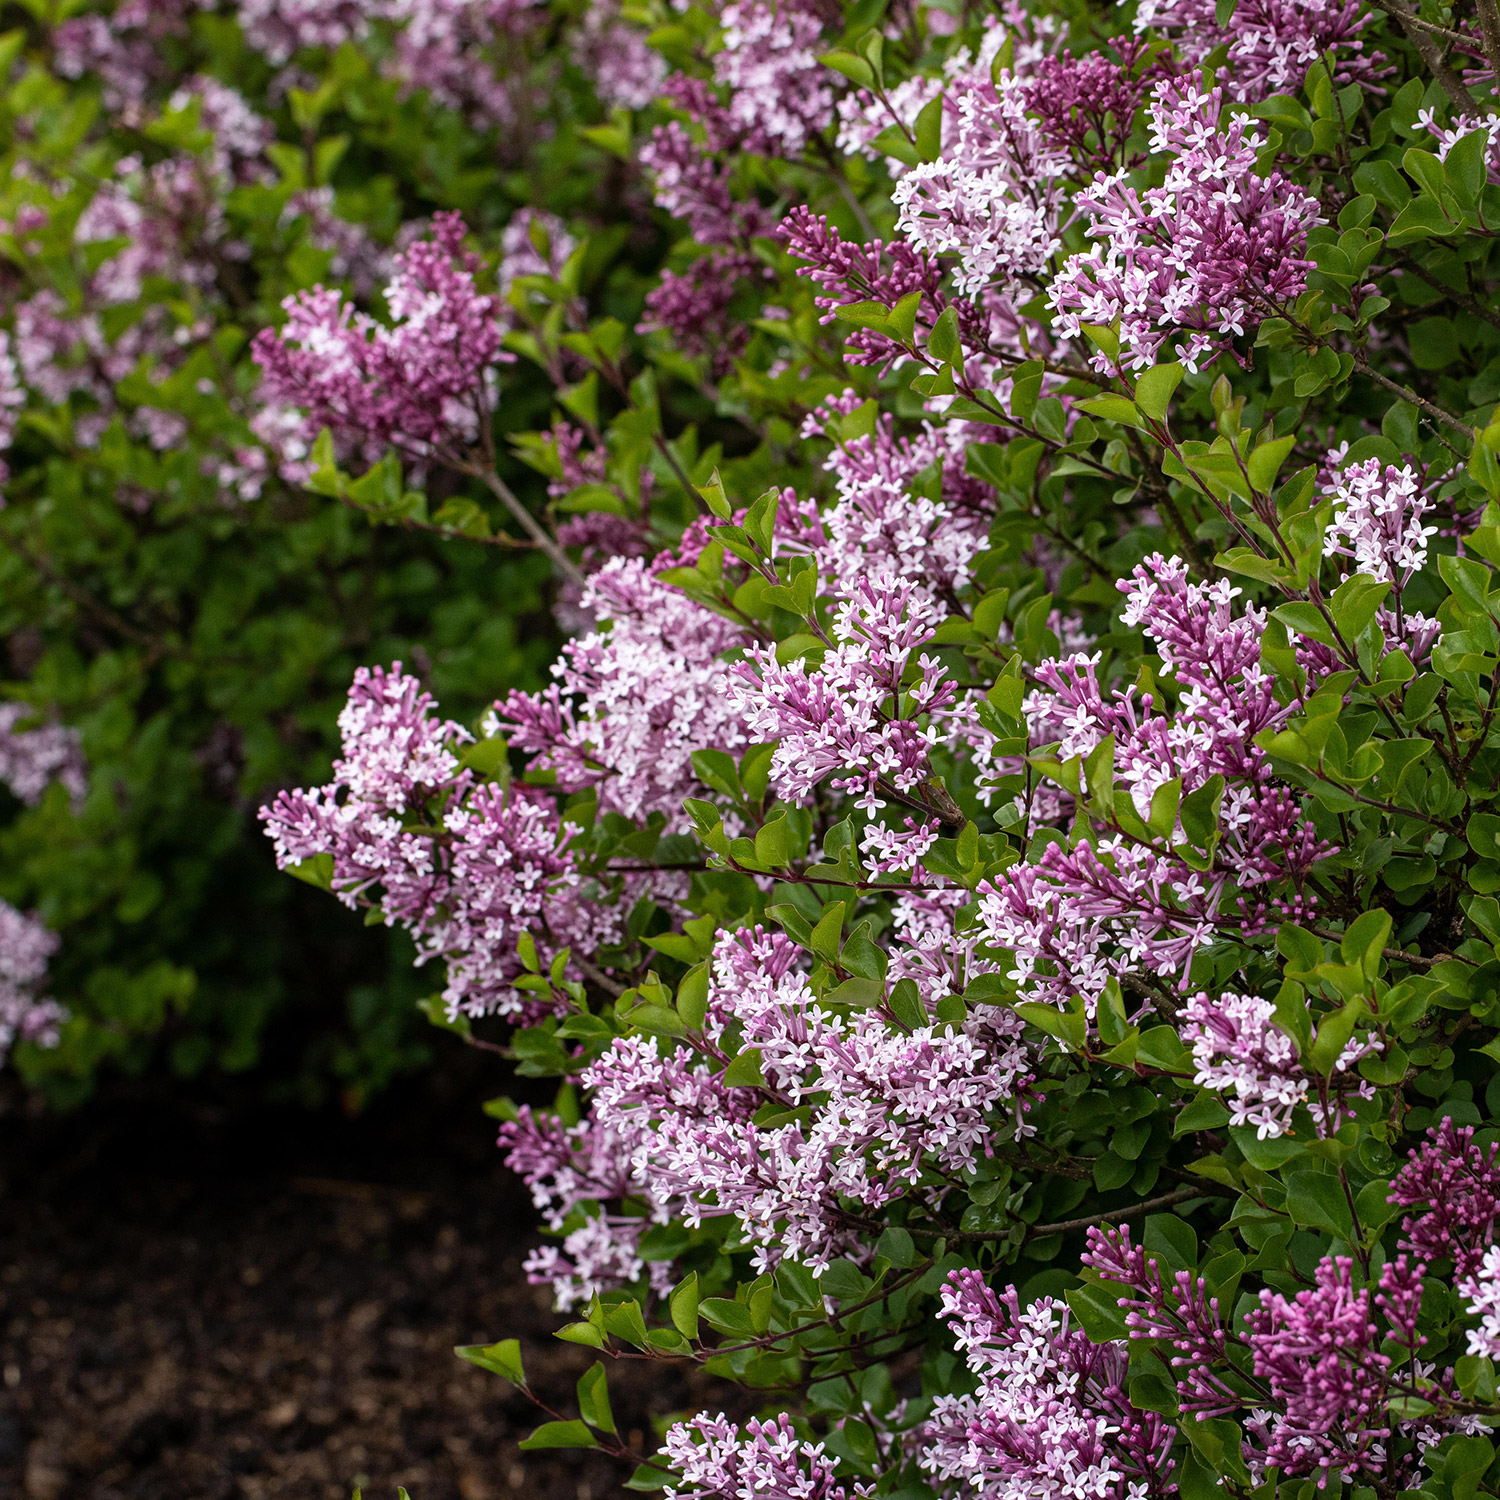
[{"xmin": 0, "ymin": 1062, "xmax": 707, "ymax": 1500}]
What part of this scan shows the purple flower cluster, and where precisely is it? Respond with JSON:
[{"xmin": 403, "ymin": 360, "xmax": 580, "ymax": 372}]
[
  {"xmin": 0, "ymin": 705, "xmax": 87, "ymax": 807},
  {"xmin": 921, "ymin": 1269, "xmax": 1175, "ymax": 1499},
  {"xmin": 661, "ymin": 1413, "xmax": 873, "ymax": 1500},
  {"xmin": 497, "ymin": 556, "xmax": 751, "ymax": 827},
  {"xmin": 1049, "ymin": 80, "xmax": 1322, "ymax": 372},
  {"xmin": 1390, "ymin": 1118, "xmax": 1500, "ymax": 1278},
  {"xmin": 731, "ymin": 573, "xmax": 957, "ymax": 844},
  {"xmin": 1133, "ymin": 0, "xmax": 1381, "ymax": 102},
  {"xmin": 0, "ymin": 902, "xmax": 64, "ymax": 1064},
  {"xmin": 252, "ymin": 212, "xmax": 508, "ymax": 470},
  {"xmin": 260, "ymin": 663, "xmax": 608, "ymax": 1021},
  {"xmin": 503, "ymin": 927, "xmax": 1029, "ymax": 1296},
  {"xmin": 1327, "ymin": 458, "xmax": 1440, "ymax": 587},
  {"xmin": 713, "ymin": 1, "xmax": 834, "ymax": 157},
  {"xmin": 892, "ymin": 72, "xmax": 1065, "ymax": 298},
  {"xmin": 979, "ymin": 556, "xmax": 1327, "ymax": 1013},
  {"xmin": 1181, "ymin": 988, "xmax": 1376, "ymax": 1139},
  {"xmin": 1086, "ymin": 1125, "xmax": 1500, "ymax": 1486}
]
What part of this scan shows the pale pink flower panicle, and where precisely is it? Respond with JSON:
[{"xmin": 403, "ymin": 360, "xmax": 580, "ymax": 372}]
[
  {"xmin": 1048, "ymin": 80, "xmax": 1323, "ymax": 372},
  {"xmin": 252, "ymin": 212, "xmax": 510, "ymax": 470}
]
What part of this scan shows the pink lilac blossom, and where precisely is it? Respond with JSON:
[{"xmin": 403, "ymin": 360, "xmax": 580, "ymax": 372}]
[
  {"xmin": 661, "ymin": 1413, "xmax": 874, "ymax": 1500},
  {"xmin": 53, "ymin": 0, "xmax": 196, "ymax": 113},
  {"xmin": 1180, "ymin": 988, "xmax": 1376, "ymax": 1139},
  {"xmin": 0, "ymin": 702, "xmax": 85, "ymax": 810},
  {"xmin": 495, "ymin": 555, "xmax": 750, "ymax": 827},
  {"xmin": 388, "ymin": 0, "xmax": 546, "ymax": 127},
  {"xmin": 76, "ymin": 154, "xmax": 226, "ymax": 306},
  {"xmin": 1020, "ymin": 48, "xmax": 1169, "ymax": 173},
  {"xmin": 521, "ymin": 1212, "xmax": 674, "ymax": 1313},
  {"xmin": 886, "ymin": 886, "xmax": 1001, "ymax": 1005},
  {"xmin": 639, "ymin": 252, "xmax": 767, "ymax": 373},
  {"xmin": 1244, "ymin": 1256, "xmax": 1392, "ymax": 1482},
  {"xmin": 236, "ymin": 0, "xmax": 388, "ymax": 64},
  {"xmin": 1326, "ymin": 458, "xmax": 1439, "ymax": 586},
  {"xmin": 499, "ymin": 1105, "xmax": 674, "ymax": 1311},
  {"xmin": 919, "ymin": 1269, "xmax": 1175, "ymax": 1500},
  {"xmin": 1458, "ymin": 1244, "xmax": 1500, "ymax": 1359},
  {"xmin": 252, "ymin": 211, "xmax": 508, "ymax": 466},
  {"xmin": 571, "ymin": 928, "xmax": 1028, "ymax": 1278},
  {"xmin": 1048, "ymin": 80, "xmax": 1323, "ymax": 373},
  {"xmin": 1390, "ymin": 1118, "xmax": 1500, "ymax": 1278},
  {"xmin": 780, "ymin": 208, "xmax": 950, "ymax": 371},
  {"xmin": 978, "ymin": 556, "xmax": 1326, "ymax": 1013},
  {"xmin": 790, "ymin": 395, "xmax": 994, "ymax": 601},
  {"xmin": 891, "ymin": 72, "xmax": 1066, "ymax": 298},
  {"xmin": 168, "ymin": 76, "xmax": 275, "ymax": 181},
  {"xmin": 260, "ymin": 663, "xmax": 607, "ymax": 1020},
  {"xmin": 572, "ymin": 1, "xmax": 667, "ymax": 111},
  {"xmin": 1133, "ymin": 0, "xmax": 1381, "ymax": 103},
  {"xmin": 1087, "ymin": 1226, "xmax": 1441, "ymax": 1483},
  {"xmin": 639, "ymin": 119, "xmax": 774, "ymax": 246},
  {"xmin": 730, "ymin": 572, "xmax": 957, "ymax": 816},
  {"xmin": 0, "ymin": 901, "xmax": 64, "ymax": 1063},
  {"xmin": 1082, "ymin": 1224, "xmax": 1238, "ymax": 1418},
  {"xmin": 713, "ymin": 0, "xmax": 834, "ymax": 157},
  {"xmin": 131, "ymin": 406, "xmax": 190, "ymax": 450}
]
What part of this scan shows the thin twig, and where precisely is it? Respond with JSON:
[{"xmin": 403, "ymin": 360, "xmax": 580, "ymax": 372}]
[
  {"xmin": 468, "ymin": 464, "xmax": 586, "ymax": 590},
  {"xmin": 1369, "ymin": 0, "xmax": 1481, "ymax": 111},
  {"xmin": 1027, "ymin": 1183, "xmax": 1208, "ymax": 1239}
]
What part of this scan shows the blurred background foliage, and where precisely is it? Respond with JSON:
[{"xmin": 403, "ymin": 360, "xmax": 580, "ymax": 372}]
[{"xmin": 0, "ymin": 0, "xmax": 669, "ymax": 1107}]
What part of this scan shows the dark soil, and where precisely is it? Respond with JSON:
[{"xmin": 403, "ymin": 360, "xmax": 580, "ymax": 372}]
[{"xmin": 0, "ymin": 1061, "xmax": 711, "ymax": 1500}]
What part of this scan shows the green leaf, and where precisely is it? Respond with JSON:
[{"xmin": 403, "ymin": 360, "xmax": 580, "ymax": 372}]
[
  {"xmin": 819, "ymin": 49, "xmax": 875, "ymax": 88},
  {"xmin": 670, "ymin": 1273, "xmax": 700, "ymax": 1340},
  {"xmin": 456, "ymin": 1339, "xmax": 525, "ymax": 1384},
  {"xmin": 1133, "ymin": 362, "xmax": 1183, "ymax": 420},
  {"xmin": 1341, "ymin": 908, "xmax": 1391, "ymax": 979},
  {"xmin": 887, "ymin": 289, "xmax": 923, "ymax": 344},
  {"xmin": 1075, "ymin": 394, "xmax": 1142, "ymax": 427},
  {"xmin": 577, "ymin": 1362, "xmax": 617, "ymax": 1435},
  {"xmin": 888, "ymin": 977, "xmax": 927, "ymax": 1030},
  {"xmin": 603, "ymin": 1300, "xmax": 650, "ymax": 1347},
  {"xmin": 676, "ymin": 962, "xmax": 710, "ymax": 1030},
  {"xmin": 286, "ymin": 852, "xmax": 336, "ymax": 891},
  {"xmin": 1284, "ymin": 1170, "xmax": 1355, "ymax": 1238},
  {"xmin": 723, "ymin": 1048, "xmax": 766, "ymax": 1087},
  {"xmin": 1329, "ymin": 573, "xmax": 1391, "ymax": 642},
  {"xmin": 555, "ymin": 1321, "xmax": 606, "ymax": 1347},
  {"xmin": 1440, "ymin": 552, "xmax": 1494, "ymax": 615},
  {"xmin": 914, "ymin": 91, "xmax": 943, "ymax": 162},
  {"xmin": 1247, "ymin": 434, "xmax": 1297, "ymax": 492},
  {"xmin": 809, "ymin": 901, "xmax": 846, "ymax": 962},
  {"xmin": 1175, "ymin": 1089, "xmax": 1231, "ymax": 1135},
  {"xmin": 754, "ymin": 817, "xmax": 791, "ymax": 868},
  {"xmin": 1066, "ymin": 1283, "xmax": 1130, "ymax": 1341},
  {"xmin": 928, "ymin": 304, "xmax": 961, "ymax": 365},
  {"xmin": 1147, "ymin": 778, "xmax": 1182, "ymax": 838},
  {"xmin": 1178, "ymin": 774, "xmax": 1223, "ymax": 849},
  {"xmin": 520, "ymin": 1421, "xmax": 598, "ymax": 1450}
]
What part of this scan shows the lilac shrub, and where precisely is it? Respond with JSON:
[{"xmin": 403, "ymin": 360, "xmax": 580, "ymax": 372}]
[{"xmin": 265, "ymin": 0, "xmax": 1500, "ymax": 1494}]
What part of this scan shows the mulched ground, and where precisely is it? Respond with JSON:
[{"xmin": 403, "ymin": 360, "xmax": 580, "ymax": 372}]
[{"xmin": 0, "ymin": 1063, "xmax": 718, "ymax": 1500}]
